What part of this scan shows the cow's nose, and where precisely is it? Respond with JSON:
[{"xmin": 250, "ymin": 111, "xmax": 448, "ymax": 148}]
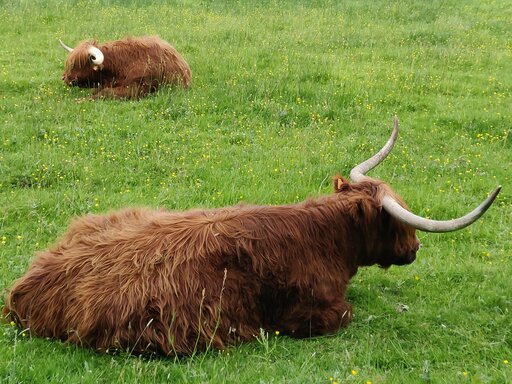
[{"xmin": 407, "ymin": 250, "xmax": 417, "ymax": 263}]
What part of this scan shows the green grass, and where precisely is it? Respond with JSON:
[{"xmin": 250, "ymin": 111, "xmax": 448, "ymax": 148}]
[{"xmin": 1, "ymin": 0, "xmax": 511, "ymax": 382}]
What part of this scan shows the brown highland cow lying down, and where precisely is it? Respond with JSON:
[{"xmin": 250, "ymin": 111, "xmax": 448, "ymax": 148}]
[
  {"xmin": 59, "ymin": 36, "xmax": 191, "ymax": 99},
  {"xmin": 3, "ymin": 118, "xmax": 500, "ymax": 356}
]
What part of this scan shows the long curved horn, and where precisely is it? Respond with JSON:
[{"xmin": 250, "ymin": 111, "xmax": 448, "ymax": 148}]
[
  {"xmin": 58, "ymin": 39, "xmax": 74, "ymax": 53},
  {"xmin": 349, "ymin": 116, "xmax": 501, "ymax": 232},
  {"xmin": 350, "ymin": 115, "xmax": 399, "ymax": 182},
  {"xmin": 382, "ymin": 188, "xmax": 501, "ymax": 232},
  {"xmin": 87, "ymin": 46, "xmax": 104, "ymax": 65}
]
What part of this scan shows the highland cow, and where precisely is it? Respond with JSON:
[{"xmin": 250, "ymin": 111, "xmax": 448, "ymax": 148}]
[
  {"xmin": 59, "ymin": 36, "xmax": 191, "ymax": 99},
  {"xmin": 2, "ymin": 118, "xmax": 500, "ymax": 356}
]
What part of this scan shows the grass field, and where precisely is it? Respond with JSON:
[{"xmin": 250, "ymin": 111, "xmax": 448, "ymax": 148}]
[{"xmin": 0, "ymin": 0, "xmax": 511, "ymax": 382}]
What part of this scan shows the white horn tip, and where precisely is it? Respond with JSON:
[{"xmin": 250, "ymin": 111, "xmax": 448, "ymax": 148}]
[{"xmin": 58, "ymin": 39, "xmax": 74, "ymax": 52}]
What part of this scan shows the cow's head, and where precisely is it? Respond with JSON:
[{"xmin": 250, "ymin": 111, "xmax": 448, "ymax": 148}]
[
  {"xmin": 59, "ymin": 39, "xmax": 105, "ymax": 87},
  {"xmin": 345, "ymin": 116, "xmax": 500, "ymax": 269}
]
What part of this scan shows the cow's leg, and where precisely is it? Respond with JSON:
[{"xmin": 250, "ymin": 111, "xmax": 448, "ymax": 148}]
[
  {"xmin": 92, "ymin": 83, "xmax": 153, "ymax": 99},
  {"xmin": 274, "ymin": 283, "xmax": 353, "ymax": 338}
]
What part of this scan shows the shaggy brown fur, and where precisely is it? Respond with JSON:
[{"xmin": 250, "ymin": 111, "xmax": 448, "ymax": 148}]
[
  {"xmin": 62, "ymin": 36, "xmax": 191, "ymax": 99},
  {"xmin": 3, "ymin": 177, "xmax": 420, "ymax": 356}
]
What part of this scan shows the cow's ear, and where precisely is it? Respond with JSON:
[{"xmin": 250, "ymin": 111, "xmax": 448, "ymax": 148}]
[{"xmin": 333, "ymin": 175, "xmax": 349, "ymax": 193}]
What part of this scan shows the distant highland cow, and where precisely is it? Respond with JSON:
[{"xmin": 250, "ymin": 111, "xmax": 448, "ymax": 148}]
[
  {"xmin": 2, "ymin": 118, "xmax": 500, "ymax": 356},
  {"xmin": 59, "ymin": 36, "xmax": 191, "ymax": 99}
]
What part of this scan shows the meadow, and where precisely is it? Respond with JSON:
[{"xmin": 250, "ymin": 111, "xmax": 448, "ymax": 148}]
[{"xmin": 0, "ymin": 0, "xmax": 511, "ymax": 382}]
